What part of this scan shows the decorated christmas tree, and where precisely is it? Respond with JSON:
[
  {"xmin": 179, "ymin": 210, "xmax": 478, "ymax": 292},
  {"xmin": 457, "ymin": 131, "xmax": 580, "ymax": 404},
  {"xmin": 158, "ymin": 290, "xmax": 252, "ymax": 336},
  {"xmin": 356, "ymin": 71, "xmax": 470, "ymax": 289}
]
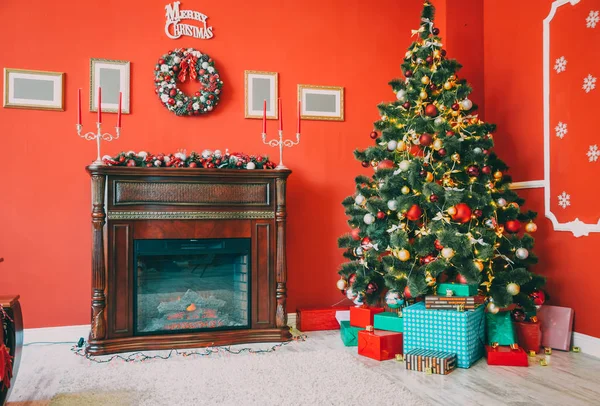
[{"xmin": 337, "ymin": 2, "xmax": 545, "ymax": 317}]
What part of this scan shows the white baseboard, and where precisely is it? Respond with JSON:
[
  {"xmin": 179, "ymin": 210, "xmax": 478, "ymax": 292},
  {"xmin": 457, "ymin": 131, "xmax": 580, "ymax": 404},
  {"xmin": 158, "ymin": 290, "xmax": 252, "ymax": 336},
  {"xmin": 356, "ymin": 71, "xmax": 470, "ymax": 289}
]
[
  {"xmin": 287, "ymin": 313, "xmax": 297, "ymax": 329},
  {"xmin": 509, "ymin": 180, "xmax": 545, "ymax": 190},
  {"xmin": 573, "ymin": 332, "xmax": 600, "ymax": 359}
]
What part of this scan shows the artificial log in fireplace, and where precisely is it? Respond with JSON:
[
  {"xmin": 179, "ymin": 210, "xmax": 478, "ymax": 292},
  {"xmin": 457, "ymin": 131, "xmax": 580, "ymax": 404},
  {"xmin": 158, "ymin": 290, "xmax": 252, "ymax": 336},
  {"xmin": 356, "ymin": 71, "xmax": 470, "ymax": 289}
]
[{"xmin": 85, "ymin": 165, "xmax": 292, "ymax": 355}]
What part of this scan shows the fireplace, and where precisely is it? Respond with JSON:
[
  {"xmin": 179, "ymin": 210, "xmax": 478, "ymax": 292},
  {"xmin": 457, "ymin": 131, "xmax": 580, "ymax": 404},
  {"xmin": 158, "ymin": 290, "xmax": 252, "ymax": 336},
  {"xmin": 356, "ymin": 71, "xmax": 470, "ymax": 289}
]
[{"xmin": 85, "ymin": 166, "xmax": 291, "ymax": 355}]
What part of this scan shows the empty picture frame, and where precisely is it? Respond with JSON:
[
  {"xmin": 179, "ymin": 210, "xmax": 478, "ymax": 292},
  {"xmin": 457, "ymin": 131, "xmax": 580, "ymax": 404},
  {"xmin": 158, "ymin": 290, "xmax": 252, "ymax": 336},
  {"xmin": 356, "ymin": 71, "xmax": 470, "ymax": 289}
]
[
  {"xmin": 298, "ymin": 84, "xmax": 344, "ymax": 121},
  {"xmin": 245, "ymin": 70, "xmax": 278, "ymax": 119},
  {"xmin": 90, "ymin": 58, "xmax": 130, "ymax": 113},
  {"xmin": 3, "ymin": 68, "xmax": 65, "ymax": 111}
]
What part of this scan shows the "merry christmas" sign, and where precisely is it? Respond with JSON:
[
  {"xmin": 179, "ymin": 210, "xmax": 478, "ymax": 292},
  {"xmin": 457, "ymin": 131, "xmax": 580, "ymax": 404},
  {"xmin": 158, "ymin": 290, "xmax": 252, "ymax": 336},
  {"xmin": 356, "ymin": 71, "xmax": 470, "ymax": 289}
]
[{"xmin": 164, "ymin": 1, "xmax": 214, "ymax": 40}]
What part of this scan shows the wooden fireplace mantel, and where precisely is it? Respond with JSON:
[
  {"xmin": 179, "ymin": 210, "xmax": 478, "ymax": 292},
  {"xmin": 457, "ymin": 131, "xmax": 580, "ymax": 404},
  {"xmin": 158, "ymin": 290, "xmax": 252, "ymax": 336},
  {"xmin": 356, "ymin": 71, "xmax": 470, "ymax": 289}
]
[{"xmin": 85, "ymin": 165, "xmax": 292, "ymax": 355}]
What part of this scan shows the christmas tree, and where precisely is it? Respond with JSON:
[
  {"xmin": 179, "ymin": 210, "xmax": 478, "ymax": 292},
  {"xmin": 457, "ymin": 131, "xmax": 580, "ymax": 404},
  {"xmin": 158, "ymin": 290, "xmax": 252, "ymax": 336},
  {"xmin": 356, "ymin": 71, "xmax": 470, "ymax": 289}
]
[{"xmin": 337, "ymin": 2, "xmax": 545, "ymax": 317}]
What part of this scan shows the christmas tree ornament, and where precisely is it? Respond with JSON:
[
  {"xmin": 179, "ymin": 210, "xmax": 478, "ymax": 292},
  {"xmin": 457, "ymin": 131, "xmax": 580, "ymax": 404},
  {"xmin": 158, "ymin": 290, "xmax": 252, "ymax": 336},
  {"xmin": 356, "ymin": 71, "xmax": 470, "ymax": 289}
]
[
  {"xmin": 450, "ymin": 203, "xmax": 472, "ymax": 223},
  {"xmin": 481, "ymin": 165, "xmax": 492, "ymax": 175},
  {"xmin": 416, "ymin": 57, "xmax": 424, "ymax": 64},
  {"xmin": 403, "ymin": 285, "xmax": 412, "ymax": 299},
  {"xmin": 396, "ymin": 89, "xmax": 407, "ymax": 101},
  {"xmin": 426, "ymin": 275, "xmax": 436, "ymax": 286},
  {"xmin": 497, "ymin": 198, "xmax": 507, "ymax": 207},
  {"xmin": 399, "ymin": 160, "xmax": 411, "ymax": 171},
  {"xmin": 438, "ymin": 148, "xmax": 447, "ymax": 157},
  {"xmin": 419, "ymin": 133, "xmax": 433, "ymax": 146},
  {"xmin": 371, "ymin": 161, "xmax": 379, "ymax": 168},
  {"xmin": 441, "ymin": 49, "xmax": 447, "ymax": 57},
  {"xmin": 505, "ymin": 219, "xmax": 521, "ymax": 233},
  {"xmin": 432, "ymin": 27, "xmax": 440, "ymax": 35},
  {"xmin": 530, "ymin": 290, "xmax": 546, "ymax": 306},
  {"xmin": 525, "ymin": 222, "xmax": 538, "ymax": 233},
  {"xmin": 473, "ymin": 147, "xmax": 483, "ymax": 155},
  {"xmin": 425, "ymin": 172, "xmax": 434, "ymax": 182},
  {"xmin": 512, "ymin": 309, "xmax": 526, "ymax": 322},
  {"xmin": 434, "ymin": 117, "xmax": 444, "ymax": 126},
  {"xmin": 419, "ymin": 170, "xmax": 427, "ymax": 177},
  {"xmin": 385, "ymin": 290, "xmax": 404, "ymax": 308},
  {"xmin": 402, "ymin": 101, "xmax": 411, "ymax": 110},
  {"xmin": 493, "ymin": 171, "xmax": 503, "ymax": 180},
  {"xmin": 406, "ymin": 204, "xmax": 423, "ymax": 221},
  {"xmin": 466, "ymin": 165, "xmax": 480, "ymax": 177},
  {"xmin": 429, "ymin": 83, "xmax": 437, "ymax": 91},
  {"xmin": 486, "ymin": 302, "xmax": 500, "ymax": 314},
  {"xmin": 396, "ymin": 248, "xmax": 411, "ymax": 262},
  {"xmin": 452, "ymin": 103, "xmax": 460, "ymax": 111},
  {"xmin": 336, "ymin": 278, "xmax": 348, "ymax": 291},
  {"xmin": 507, "ymin": 283, "xmax": 520, "ymax": 296},
  {"xmin": 405, "ymin": 50, "xmax": 413, "ymax": 58},
  {"xmin": 451, "ymin": 153, "xmax": 461, "ymax": 162},
  {"xmin": 354, "ymin": 194, "xmax": 366, "ymax": 205},
  {"xmin": 361, "ymin": 161, "xmax": 369, "ymax": 168},
  {"xmin": 387, "ymin": 200, "xmax": 399, "ymax": 211},
  {"xmin": 447, "ymin": 206, "xmax": 457, "ymax": 216},
  {"xmin": 366, "ymin": 282, "xmax": 378, "ymax": 294},
  {"xmin": 377, "ymin": 160, "xmax": 395, "ymax": 170},
  {"xmin": 515, "ymin": 247, "xmax": 529, "ymax": 260},
  {"xmin": 370, "ymin": 131, "xmax": 379, "ymax": 139},
  {"xmin": 420, "ymin": 254, "xmax": 436, "ymax": 264},
  {"xmin": 474, "ymin": 260, "xmax": 484, "ymax": 271},
  {"xmin": 432, "ymin": 139, "xmax": 443, "ymax": 150},
  {"xmin": 441, "ymin": 247, "xmax": 455, "ymax": 259},
  {"xmin": 377, "ymin": 211, "xmax": 386, "ymax": 220},
  {"xmin": 363, "ymin": 213, "xmax": 375, "ymax": 225},
  {"xmin": 445, "ymin": 130, "xmax": 454, "ymax": 137},
  {"xmin": 351, "ymin": 228, "xmax": 361, "ymax": 240},
  {"xmin": 396, "ymin": 140, "xmax": 407, "ymax": 151},
  {"xmin": 401, "ymin": 186, "xmax": 411, "ymax": 195},
  {"xmin": 361, "ymin": 236, "xmax": 371, "ymax": 246},
  {"xmin": 349, "ymin": 273, "xmax": 357, "ymax": 285},
  {"xmin": 509, "ymin": 202, "xmax": 519, "ymax": 209},
  {"xmin": 434, "ymin": 240, "xmax": 444, "ymax": 250},
  {"xmin": 424, "ymin": 104, "xmax": 438, "ymax": 117},
  {"xmin": 474, "ymin": 209, "xmax": 483, "ymax": 217},
  {"xmin": 419, "ymin": 91, "xmax": 428, "ymax": 100},
  {"xmin": 353, "ymin": 292, "xmax": 365, "ymax": 306},
  {"xmin": 426, "ymin": 56, "xmax": 433, "ymax": 64},
  {"xmin": 387, "ymin": 140, "xmax": 398, "ymax": 151},
  {"xmin": 421, "ymin": 76, "xmax": 430, "ymax": 85},
  {"xmin": 405, "ymin": 70, "xmax": 413, "ymax": 77},
  {"xmin": 354, "ymin": 246, "xmax": 364, "ymax": 257},
  {"xmin": 443, "ymin": 81, "xmax": 452, "ymax": 90},
  {"xmin": 460, "ymin": 98, "xmax": 473, "ymax": 110},
  {"xmin": 429, "ymin": 194, "xmax": 439, "ymax": 202},
  {"xmin": 456, "ymin": 273, "xmax": 468, "ymax": 284}
]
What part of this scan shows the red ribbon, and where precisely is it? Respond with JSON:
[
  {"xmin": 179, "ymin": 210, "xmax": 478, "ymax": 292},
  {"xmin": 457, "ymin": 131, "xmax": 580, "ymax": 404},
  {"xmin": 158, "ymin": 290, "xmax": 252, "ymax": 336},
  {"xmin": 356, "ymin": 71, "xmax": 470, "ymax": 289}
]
[
  {"xmin": 177, "ymin": 55, "xmax": 198, "ymax": 83},
  {"xmin": 0, "ymin": 344, "xmax": 12, "ymax": 389}
]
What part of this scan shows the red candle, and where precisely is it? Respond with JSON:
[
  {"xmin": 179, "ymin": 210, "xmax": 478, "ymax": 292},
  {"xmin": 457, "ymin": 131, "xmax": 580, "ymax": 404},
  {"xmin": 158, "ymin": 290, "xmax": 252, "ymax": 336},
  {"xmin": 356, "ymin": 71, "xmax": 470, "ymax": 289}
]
[
  {"xmin": 117, "ymin": 92, "xmax": 122, "ymax": 127},
  {"xmin": 262, "ymin": 99, "xmax": 267, "ymax": 133},
  {"xmin": 97, "ymin": 87, "xmax": 102, "ymax": 124},
  {"xmin": 278, "ymin": 98, "xmax": 282, "ymax": 131},
  {"xmin": 297, "ymin": 100, "xmax": 301, "ymax": 134},
  {"xmin": 77, "ymin": 88, "xmax": 82, "ymax": 125}
]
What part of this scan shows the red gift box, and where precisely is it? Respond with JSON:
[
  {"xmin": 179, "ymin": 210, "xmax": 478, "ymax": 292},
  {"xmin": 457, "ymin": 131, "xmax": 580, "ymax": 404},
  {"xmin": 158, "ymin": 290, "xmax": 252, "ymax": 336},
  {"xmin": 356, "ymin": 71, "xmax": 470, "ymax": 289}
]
[
  {"xmin": 538, "ymin": 305, "xmax": 574, "ymax": 351},
  {"xmin": 514, "ymin": 321, "xmax": 542, "ymax": 353},
  {"xmin": 485, "ymin": 345, "xmax": 529, "ymax": 367},
  {"xmin": 358, "ymin": 329, "xmax": 403, "ymax": 361},
  {"xmin": 350, "ymin": 306, "xmax": 384, "ymax": 328},
  {"xmin": 296, "ymin": 307, "xmax": 349, "ymax": 331}
]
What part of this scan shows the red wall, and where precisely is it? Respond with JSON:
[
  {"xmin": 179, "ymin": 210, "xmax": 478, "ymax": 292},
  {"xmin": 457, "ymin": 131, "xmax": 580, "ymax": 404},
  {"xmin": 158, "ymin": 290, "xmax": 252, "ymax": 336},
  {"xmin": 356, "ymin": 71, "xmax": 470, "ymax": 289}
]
[{"xmin": 0, "ymin": 0, "xmax": 425, "ymax": 328}]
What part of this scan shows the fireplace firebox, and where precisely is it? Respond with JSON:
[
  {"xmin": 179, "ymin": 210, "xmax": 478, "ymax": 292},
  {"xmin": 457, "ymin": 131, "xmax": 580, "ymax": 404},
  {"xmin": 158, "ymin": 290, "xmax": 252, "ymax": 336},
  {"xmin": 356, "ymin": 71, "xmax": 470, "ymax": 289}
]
[{"xmin": 85, "ymin": 166, "xmax": 291, "ymax": 355}]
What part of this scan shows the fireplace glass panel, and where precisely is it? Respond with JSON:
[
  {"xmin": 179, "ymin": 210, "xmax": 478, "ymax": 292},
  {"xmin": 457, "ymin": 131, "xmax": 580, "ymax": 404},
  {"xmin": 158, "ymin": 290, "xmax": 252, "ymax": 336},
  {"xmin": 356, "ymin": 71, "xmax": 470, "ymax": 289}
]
[{"xmin": 134, "ymin": 238, "xmax": 250, "ymax": 334}]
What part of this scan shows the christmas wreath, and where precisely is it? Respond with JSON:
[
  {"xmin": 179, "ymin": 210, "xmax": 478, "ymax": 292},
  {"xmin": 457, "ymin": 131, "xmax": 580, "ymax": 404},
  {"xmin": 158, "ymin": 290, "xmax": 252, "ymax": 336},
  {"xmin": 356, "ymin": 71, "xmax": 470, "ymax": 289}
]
[
  {"xmin": 102, "ymin": 150, "xmax": 276, "ymax": 169},
  {"xmin": 154, "ymin": 48, "xmax": 223, "ymax": 116}
]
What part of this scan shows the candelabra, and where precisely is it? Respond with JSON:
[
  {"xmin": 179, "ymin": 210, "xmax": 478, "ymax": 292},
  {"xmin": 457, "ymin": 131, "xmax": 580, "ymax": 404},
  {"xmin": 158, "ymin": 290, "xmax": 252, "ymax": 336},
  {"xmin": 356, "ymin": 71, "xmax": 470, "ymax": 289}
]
[
  {"xmin": 262, "ymin": 130, "xmax": 300, "ymax": 170},
  {"xmin": 77, "ymin": 123, "xmax": 121, "ymax": 165}
]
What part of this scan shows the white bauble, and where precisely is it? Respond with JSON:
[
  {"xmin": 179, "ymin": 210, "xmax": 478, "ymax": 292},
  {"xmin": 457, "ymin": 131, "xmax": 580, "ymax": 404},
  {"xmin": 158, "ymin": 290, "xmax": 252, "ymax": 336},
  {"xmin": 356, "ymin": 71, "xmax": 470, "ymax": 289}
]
[
  {"xmin": 399, "ymin": 160, "xmax": 411, "ymax": 171},
  {"xmin": 387, "ymin": 200, "xmax": 399, "ymax": 211},
  {"xmin": 208, "ymin": 66, "xmax": 215, "ymax": 73},
  {"xmin": 507, "ymin": 283, "xmax": 520, "ymax": 296},
  {"xmin": 416, "ymin": 58, "xmax": 423, "ymax": 64},
  {"xmin": 173, "ymin": 56, "xmax": 181, "ymax": 64},
  {"xmin": 486, "ymin": 302, "xmax": 500, "ymax": 314},
  {"xmin": 396, "ymin": 89, "xmax": 406, "ymax": 101},
  {"xmin": 515, "ymin": 248, "xmax": 529, "ymax": 260},
  {"xmin": 385, "ymin": 290, "xmax": 404, "ymax": 309},
  {"xmin": 154, "ymin": 160, "xmax": 162, "ymax": 167},
  {"xmin": 441, "ymin": 247, "xmax": 455, "ymax": 259},
  {"xmin": 354, "ymin": 246, "xmax": 364, "ymax": 257},
  {"xmin": 213, "ymin": 150, "xmax": 222, "ymax": 158},
  {"xmin": 200, "ymin": 96, "xmax": 206, "ymax": 102},
  {"xmin": 246, "ymin": 162, "xmax": 256, "ymax": 170},
  {"xmin": 201, "ymin": 62, "xmax": 209, "ymax": 69},
  {"xmin": 137, "ymin": 151, "xmax": 148, "ymax": 159},
  {"xmin": 434, "ymin": 117, "xmax": 444, "ymax": 126},
  {"xmin": 201, "ymin": 149, "xmax": 213, "ymax": 158},
  {"xmin": 355, "ymin": 194, "xmax": 366, "ymax": 205},
  {"xmin": 473, "ymin": 147, "xmax": 483, "ymax": 154},
  {"xmin": 207, "ymin": 106, "xmax": 213, "ymax": 111},
  {"xmin": 346, "ymin": 288, "xmax": 358, "ymax": 301},
  {"xmin": 460, "ymin": 98, "xmax": 473, "ymax": 110},
  {"xmin": 363, "ymin": 213, "xmax": 375, "ymax": 225},
  {"xmin": 497, "ymin": 198, "xmax": 507, "ymax": 207},
  {"xmin": 387, "ymin": 140, "xmax": 398, "ymax": 151},
  {"xmin": 164, "ymin": 156, "xmax": 171, "ymax": 163},
  {"xmin": 336, "ymin": 278, "xmax": 348, "ymax": 291}
]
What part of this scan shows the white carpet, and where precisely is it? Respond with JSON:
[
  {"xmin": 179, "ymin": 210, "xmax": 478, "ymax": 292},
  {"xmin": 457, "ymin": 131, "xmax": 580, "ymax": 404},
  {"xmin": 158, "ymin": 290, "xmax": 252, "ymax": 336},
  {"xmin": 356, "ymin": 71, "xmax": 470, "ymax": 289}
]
[{"xmin": 8, "ymin": 337, "xmax": 425, "ymax": 406}]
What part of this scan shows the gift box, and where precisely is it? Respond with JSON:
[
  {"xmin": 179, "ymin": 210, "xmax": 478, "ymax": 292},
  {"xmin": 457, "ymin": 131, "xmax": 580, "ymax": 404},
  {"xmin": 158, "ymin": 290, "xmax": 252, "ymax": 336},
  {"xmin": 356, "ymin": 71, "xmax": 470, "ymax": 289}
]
[
  {"xmin": 296, "ymin": 306, "xmax": 348, "ymax": 331},
  {"xmin": 514, "ymin": 321, "xmax": 542, "ymax": 353},
  {"xmin": 537, "ymin": 305, "xmax": 574, "ymax": 351},
  {"xmin": 358, "ymin": 329, "xmax": 403, "ymax": 361},
  {"xmin": 486, "ymin": 311, "xmax": 516, "ymax": 345},
  {"xmin": 403, "ymin": 301, "xmax": 485, "ymax": 368},
  {"xmin": 485, "ymin": 345, "xmax": 529, "ymax": 366},
  {"xmin": 350, "ymin": 306, "xmax": 385, "ymax": 328},
  {"xmin": 405, "ymin": 349, "xmax": 457, "ymax": 374},
  {"xmin": 335, "ymin": 310, "xmax": 350, "ymax": 325},
  {"xmin": 425, "ymin": 295, "xmax": 484, "ymax": 310},
  {"xmin": 437, "ymin": 283, "xmax": 479, "ymax": 297},
  {"xmin": 340, "ymin": 321, "xmax": 363, "ymax": 347},
  {"xmin": 374, "ymin": 312, "xmax": 404, "ymax": 333}
]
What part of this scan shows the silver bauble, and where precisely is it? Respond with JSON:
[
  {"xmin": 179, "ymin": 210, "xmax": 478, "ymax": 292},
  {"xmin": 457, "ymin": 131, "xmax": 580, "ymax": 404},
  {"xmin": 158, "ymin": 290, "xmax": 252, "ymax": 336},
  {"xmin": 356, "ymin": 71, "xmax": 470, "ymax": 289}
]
[
  {"xmin": 515, "ymin": 248, "xmax": 529, "ymax": 260},
  {"xmin": 387, "ymin": 200, "xmax": 399, "ymax": 211},
  {"xmin": 363, "ymin": 213, "xmax": 375, "ymax": 225}
]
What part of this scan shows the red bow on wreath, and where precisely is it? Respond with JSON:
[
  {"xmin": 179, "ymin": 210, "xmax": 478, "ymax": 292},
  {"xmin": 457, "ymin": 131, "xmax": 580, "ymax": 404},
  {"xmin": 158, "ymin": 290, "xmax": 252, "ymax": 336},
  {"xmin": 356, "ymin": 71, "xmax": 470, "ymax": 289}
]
[
  {"xmin": 178, "ymin": 55, "xmax": 198, "ymax": 83},
  {"xmin": 0, "ymin": 343, "xmax": 12, "ymax": 390}
]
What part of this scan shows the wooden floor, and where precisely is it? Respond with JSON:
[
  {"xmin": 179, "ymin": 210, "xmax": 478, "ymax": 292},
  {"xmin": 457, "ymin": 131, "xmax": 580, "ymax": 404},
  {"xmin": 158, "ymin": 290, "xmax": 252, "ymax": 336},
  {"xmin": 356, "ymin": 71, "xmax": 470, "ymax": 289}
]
[{"xmin": 306, "ymin": 330, "xmax": 600, "ymax": 405}]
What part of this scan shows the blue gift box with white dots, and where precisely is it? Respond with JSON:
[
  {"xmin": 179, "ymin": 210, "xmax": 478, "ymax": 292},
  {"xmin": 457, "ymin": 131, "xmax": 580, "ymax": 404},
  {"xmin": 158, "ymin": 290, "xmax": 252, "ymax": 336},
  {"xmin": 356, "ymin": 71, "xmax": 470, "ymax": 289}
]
[{"xmin": 403, "ymin": 301, "xmax": 485, "ymax": 368}]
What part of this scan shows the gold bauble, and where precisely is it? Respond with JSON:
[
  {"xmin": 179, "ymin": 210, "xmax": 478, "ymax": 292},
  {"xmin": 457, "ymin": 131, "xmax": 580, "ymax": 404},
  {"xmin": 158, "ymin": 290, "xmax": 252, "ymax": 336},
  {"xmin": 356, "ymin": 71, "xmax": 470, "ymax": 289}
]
[
  {"xmin": 433, "ymin": 139, "xmax": 443, "ymax": 150},
  {"xmin": 474, "ymin": 260, "xmax": 484, "ymax": 271},
  {"xmin": 419, "ymin": 91, "xmax": 428, "ymax": 100},
  {"xmin": 433, "ymin": 50, "xmax": 441, "ymax": 58},
  {"xmin": 493, "ymin": 171, "xmax": 503, "ymax": 180},
  {"xmin": 421, "ymin": 76, "xmax": 430, "ymax": 85},
  {"xmin": 525, "ymin": 222, "xmax": 538, "ymax": 233},
  {"xmin": 401, "ymin": 186, "xmax": 411, "ymax": 195},
  {"xmin": 425, "ymin": 172, "xmax": 434, "ymax": 182},
  {"xmin": 507, "ymin": 282, "xmax": 520, "ymax": 296},
  {"xmin": 451, "ymin": 110, "xmax": 460, "ymax": 117},
  {"xmin": 336, "ymin": 278, "xmax": 348, "ymax": 291},
  {"xmin": 396, "ymin": 140, "xmax": 407, "ymax": 151},
  {"xmin": 397, "ymin": 249, "xmax": 411, "ymax": 262},
  {"xmin": 441, "ymin": 247, "xmax": 455, "ymax": 259},
  {"xmin": 510, "ymin": 202, "xmax": 519, "ymax": 209},
  {"xmin": 450, "ymin": 75, "xmax": 457, "ymax": 81},
  {"xmin": 371, "ymin": 160, "xmax": 379, "ymax": 167},
  {"xmin": 447, "ymin": 206, "xmax": 457, "ymax": 216},
  {"xmin": 451, "ymin": 153, "xmax": 461, "ymax": 162},
  {"xmin": 443, "ymin": 81, "xmax": 452, "ymax": 90}
]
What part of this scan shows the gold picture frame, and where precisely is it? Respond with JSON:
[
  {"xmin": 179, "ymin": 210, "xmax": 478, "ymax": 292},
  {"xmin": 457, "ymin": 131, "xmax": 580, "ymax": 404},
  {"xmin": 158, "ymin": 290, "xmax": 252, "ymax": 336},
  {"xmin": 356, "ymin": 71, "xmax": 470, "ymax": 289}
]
[
  {"xmin": 90, "ymin": 58, "xmax": 131, "ymax": 114},
  {"xmin": 298, "ymin": 84, "xmax": 344, "ymax": 121},
  {"xmin": 244, "ymin": 70, "xmax": 278, "ymax": 119},
  {"xmin": 3, "ymin": 68, "xmax": 65, "ymax": 111}
]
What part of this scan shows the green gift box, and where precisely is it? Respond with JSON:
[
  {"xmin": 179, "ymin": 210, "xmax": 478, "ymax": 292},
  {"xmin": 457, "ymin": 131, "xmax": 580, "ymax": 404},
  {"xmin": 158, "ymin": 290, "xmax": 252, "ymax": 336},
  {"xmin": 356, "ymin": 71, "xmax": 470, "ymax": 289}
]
[
  {"xmin": 340, "ymin": 320, "xmax": 363, "ymax": 347},
  {"xmin": 437, "ymin": 283, "xmax": 478, "ymax": 297},
  {"xmin": 374, "ymin": 312, "xmax": 404, "ymax": 333},
  {"xmin": 486, "ymin": 311, "xmax": 516, "ymax": 345}
]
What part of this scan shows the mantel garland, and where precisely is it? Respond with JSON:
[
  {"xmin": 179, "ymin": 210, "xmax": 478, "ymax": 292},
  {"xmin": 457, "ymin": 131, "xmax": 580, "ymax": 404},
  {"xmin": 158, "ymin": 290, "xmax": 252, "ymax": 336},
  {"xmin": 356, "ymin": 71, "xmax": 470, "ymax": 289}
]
[
  {"xmin": 154, "ymin": 48, "xmax": 223, "ymax": 116},
  {"xmin": 102, "ymin": 150, "xmax": 276, "ymax": 169}
]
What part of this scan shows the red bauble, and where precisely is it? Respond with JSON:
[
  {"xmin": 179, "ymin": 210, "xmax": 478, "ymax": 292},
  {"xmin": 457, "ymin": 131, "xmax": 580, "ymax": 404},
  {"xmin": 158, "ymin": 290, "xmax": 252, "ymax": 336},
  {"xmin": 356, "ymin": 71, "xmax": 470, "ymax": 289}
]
[
  {"xmin": 405, "ymin": 70, "xmax": 413, "ymax": 77},
  {"xmin": 119, "ymin": 156, "xmax": 126, "ymax": 163},
  {"xmin": 420, "ymin": 254, "xmax": 436, "ymax": 265},
  {"xmin": 505, "ymin": 219, "xmax": 521, "ymax": 233},
  {"xmin": 402, "ymin": 101, "xmax": 411, "ymax": 110},
  {"xmin": 451, "ymin": 103, "xmax": 460, "ymax": 111},
  {"xmin": 168, "ymin": 98, "xmax": 175, "ymax": 105},
  {"xmin": 434, "ymin": 240, "xmax": 444, "ymax": 250},
  {"xmin": 377, "ymin": 211, "xmax": 386, "ymax": 220},
  {"xmin": 432, "ymin": 27, "xmax": 440, "ymax": 35},
  {"xmin": 366, "ymin": 282, "xmax": 378, "ymax": 294},
  {"xmin": 420, "ymin": 134, "xmax": 433, "ymax": 146},
  {"xmin": 406, "ymin": 204, "xmax": 423, "ymax": 221},
  {"xmin": 126, "ymin": 159, "xmax": 136, "ymax": 167},
  {"xmin": 172, "ymin": 65, "xmax": 179, "ymax": 72},
  {"xmin": 530, "ymin": 290, "xmax": 546, "ymax": 306},
  {"xmin": 158, "ymin": 58, "xmax": 165, "ymax": 64},
  {"xmin": 361, "ymin": 237, "xmax": 371, "ymax": 246},
  {"xmin": 430, "ymin": 194, "xmax": 439, "ymax": 202},
  {"xmin": 377, "ymin": 159, "xmax": 395, "ymax": 170},
  {"xmin": 424, "ymin": 104, "xmax": 438, "ymax": 117},
  {"xmin": 361, "ymin": 161, "xmax": 369, "ymax": 168},
  {"xmin": 169, "ymin": 89, "xmax": 177, "ymax": 97},
  {"xmin": 404, "ymin": 285, "xmax": 412, "ymax": 299},
  {"xmin": 441, "ymin": 49, "xmax": 447, "ymax": 57},
  {"xmin": 438, "ymin": 148, "xmax": 447, "ymax": 157},
  {"xmin": 349, "ymin": 273, "xmax": 357, "ymax": 285},
  {"xmin": 474, "ymin": 209, "xmax": 483, "ymax": 217},
  {"xmin": 451, "ymin": 203, "xmax": 472, "ymax": 224},
  {"xmin": 425, "ymin": 56, "xmax": 433, "ymax": 64},
  {"xmin": 369, "ymin": 131, "xmax": 379, "ymax": 139},
  {"xmin": 466, "ymin": 165, "xmax": 480, "ymax": 177},
  {"xmin": 482, "ymin": 166, "xmax": 492, "ymax": 175},
  {"xmin": 456, "ymin": 274, "xmax": 468, "ymax": 284},
  {"xmin": 446, "ymin": 130, "xmax": 454, "ymax": 137},
  {"xmin": 351, "ymin": 228, "xmax": 361, "ymax": 240}
]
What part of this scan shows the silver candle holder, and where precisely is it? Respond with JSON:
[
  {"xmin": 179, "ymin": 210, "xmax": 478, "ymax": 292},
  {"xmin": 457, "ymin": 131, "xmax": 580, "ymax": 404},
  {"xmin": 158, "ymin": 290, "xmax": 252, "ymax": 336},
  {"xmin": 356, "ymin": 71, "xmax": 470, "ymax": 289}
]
[{"xmin": 77, "ymin": 123, "xmax": 121, "ymax": 165}]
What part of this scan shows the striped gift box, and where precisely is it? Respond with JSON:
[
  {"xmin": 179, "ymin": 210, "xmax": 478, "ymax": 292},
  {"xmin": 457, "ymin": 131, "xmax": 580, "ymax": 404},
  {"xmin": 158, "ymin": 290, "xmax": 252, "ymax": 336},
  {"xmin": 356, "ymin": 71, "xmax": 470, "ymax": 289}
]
[{"xmin": 405, "ymin": 348, "xmax": 457, "ymax": 374}]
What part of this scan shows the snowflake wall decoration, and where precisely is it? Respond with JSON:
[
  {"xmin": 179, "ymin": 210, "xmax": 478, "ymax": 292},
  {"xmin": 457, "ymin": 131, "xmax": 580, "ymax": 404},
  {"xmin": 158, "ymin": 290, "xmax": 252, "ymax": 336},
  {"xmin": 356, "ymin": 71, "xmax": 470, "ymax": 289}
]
[
  {"xmin": 555, "ymin": 122, "xmax": 568, "ymax": 139},
  {"xmin": 587, "ymin": 10, "xmax": 599, "ymax": 28},
  {"xmin": 587, "ymin": 145, "xmax": 599, "ymax": 162},
  {"xmin": 583, "ymin": 74, "xmax": 597, "ymax": 93},
  {"xmin": 553, "ymin": 56, "xmax": 567, "ymax": 73},
  {"xmin": 558, "ymin": 192, "xmax": 571, "ymax": 209}
]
